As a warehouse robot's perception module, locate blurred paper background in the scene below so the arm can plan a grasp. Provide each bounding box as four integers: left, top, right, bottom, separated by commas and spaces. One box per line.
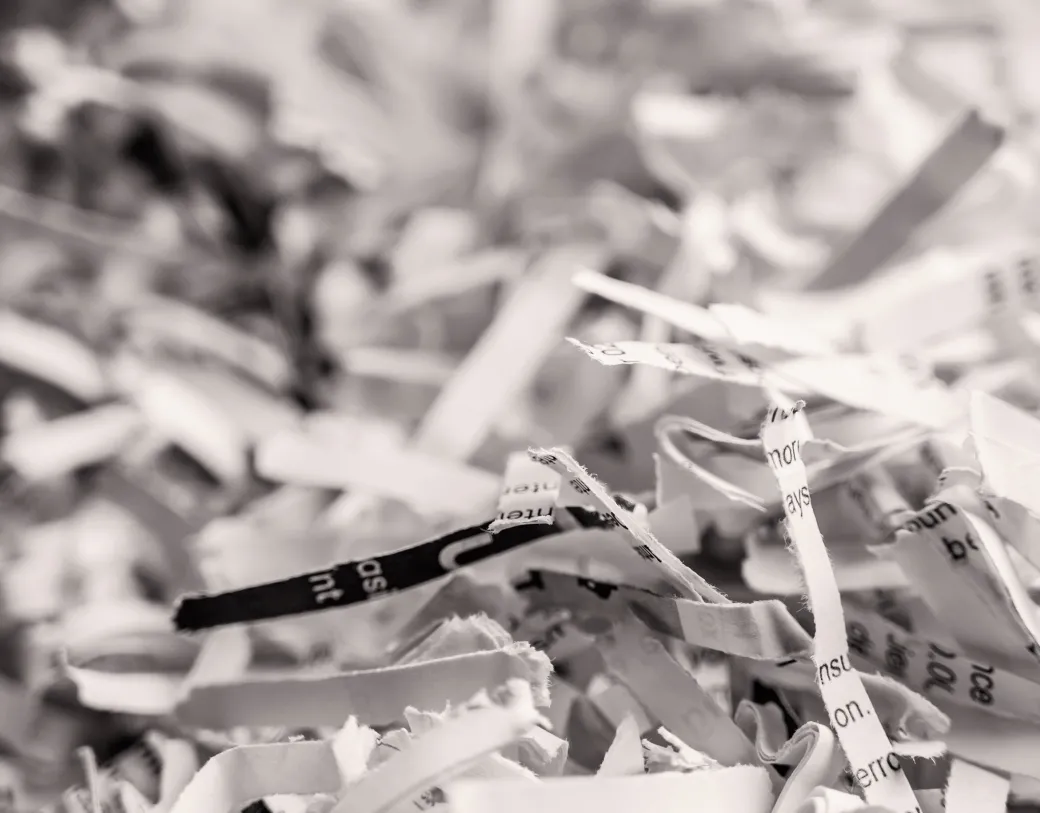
1, 0, 1040, 807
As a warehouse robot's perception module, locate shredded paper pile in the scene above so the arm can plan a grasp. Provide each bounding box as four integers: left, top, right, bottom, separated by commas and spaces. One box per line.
6, 0, 1040, 811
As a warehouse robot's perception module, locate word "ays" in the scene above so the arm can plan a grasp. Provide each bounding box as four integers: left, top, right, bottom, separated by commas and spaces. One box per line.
784, 485, 812, 519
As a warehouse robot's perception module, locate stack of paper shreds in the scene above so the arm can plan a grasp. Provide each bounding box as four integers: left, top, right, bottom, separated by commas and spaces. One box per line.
6, 1, 1040, 812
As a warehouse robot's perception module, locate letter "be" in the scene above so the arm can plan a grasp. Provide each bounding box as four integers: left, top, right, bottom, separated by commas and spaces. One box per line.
941, 534, 978, 562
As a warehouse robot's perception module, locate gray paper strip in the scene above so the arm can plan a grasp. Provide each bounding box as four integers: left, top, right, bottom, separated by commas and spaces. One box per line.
809, 108, 1005, 291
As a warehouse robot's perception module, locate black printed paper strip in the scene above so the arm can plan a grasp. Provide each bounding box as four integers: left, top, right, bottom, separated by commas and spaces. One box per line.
173, 517, 565, 632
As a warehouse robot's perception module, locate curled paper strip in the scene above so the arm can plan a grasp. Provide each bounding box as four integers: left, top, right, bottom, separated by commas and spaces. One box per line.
489, 451, 560, 532
599, 612, 765, 777
518, 569, 812, 660
125, 296, 292, 392
527, 446, 723, 601
167, 741, 342, 813
0, 311, 109, 402
1, 402, 143, 482
330, 680, 543, 813
889, 500, 1040, 678
844, 597, 1040, 723
735, 703, 845, 813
